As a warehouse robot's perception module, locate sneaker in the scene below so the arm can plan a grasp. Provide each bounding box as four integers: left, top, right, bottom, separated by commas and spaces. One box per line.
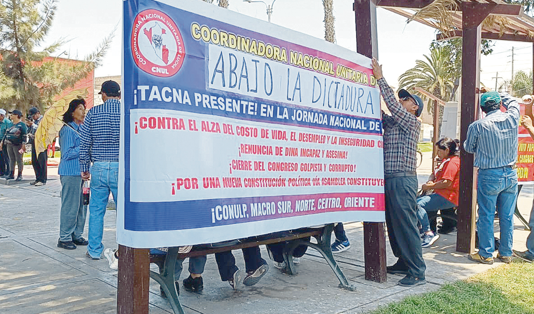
273, 261, 286, 270
228, 269, 242, 290
15, 175, 22, 181
398, 275, 426, 287
183, 275, 203, 293
497, 253, 512, 264
30, 180, 38, 185
468, 252, 494, 265
292, 257, 300, 264
104, 248, 118, 269
331, 240, 351, 253
243, 264, 269, 286
513, 250, 534, 263
86, 251, 101, 260
34, 181, 45, 186
386, 263, 409, 275
421, 233, 439, 248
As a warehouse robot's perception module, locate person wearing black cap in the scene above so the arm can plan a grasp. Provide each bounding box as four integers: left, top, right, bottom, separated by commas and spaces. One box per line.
80, 80, 121, 260
371, 58, 426, 287
3, 110, 28, 180
27, 107, 47, 186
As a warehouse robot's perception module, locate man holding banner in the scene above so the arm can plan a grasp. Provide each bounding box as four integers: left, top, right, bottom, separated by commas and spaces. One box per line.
371, 59, 426, 287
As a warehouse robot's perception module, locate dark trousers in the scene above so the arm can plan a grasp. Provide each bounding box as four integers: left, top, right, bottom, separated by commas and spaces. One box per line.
31, 142, 47, 183
267, 239, 309, 263
334, 223, 348, 242
215, 247, 266, 281
0, 145, 8, 175
385, 174, 426, 278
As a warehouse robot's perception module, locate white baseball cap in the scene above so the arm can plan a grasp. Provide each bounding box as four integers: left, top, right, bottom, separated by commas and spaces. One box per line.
0, 109, 6, 116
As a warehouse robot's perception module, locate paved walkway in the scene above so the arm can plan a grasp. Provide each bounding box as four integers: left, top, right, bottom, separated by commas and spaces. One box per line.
0, 153, 532, 313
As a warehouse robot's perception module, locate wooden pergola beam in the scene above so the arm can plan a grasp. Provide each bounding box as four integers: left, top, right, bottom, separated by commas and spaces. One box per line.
438, 30, 534, 42
377, 0, 522, 15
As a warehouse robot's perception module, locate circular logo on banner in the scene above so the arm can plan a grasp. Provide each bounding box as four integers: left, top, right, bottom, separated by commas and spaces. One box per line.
131, 9, 185, 77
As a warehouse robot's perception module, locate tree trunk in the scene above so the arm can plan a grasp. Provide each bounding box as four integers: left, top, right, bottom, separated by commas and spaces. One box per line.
323, 0, 335, 43
219, 0, 229, 8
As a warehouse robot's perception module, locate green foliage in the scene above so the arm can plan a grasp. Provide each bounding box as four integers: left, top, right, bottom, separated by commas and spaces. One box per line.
511, 70, 533, 97
398, 47, 456, 106
0, 0, 112, 112
430, 38, 494, 80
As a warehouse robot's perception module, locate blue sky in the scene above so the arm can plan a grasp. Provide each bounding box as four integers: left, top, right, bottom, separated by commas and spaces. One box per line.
44, 0, 532, 90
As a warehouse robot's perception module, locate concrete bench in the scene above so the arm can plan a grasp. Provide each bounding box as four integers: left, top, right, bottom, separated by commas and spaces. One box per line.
149, 223, 356, 314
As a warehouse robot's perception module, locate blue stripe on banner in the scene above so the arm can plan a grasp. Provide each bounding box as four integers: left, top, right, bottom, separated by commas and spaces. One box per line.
124, 192, 384, 231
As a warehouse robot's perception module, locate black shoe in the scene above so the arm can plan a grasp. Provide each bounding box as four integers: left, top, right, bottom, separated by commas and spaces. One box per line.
73, 237, 88, 246
160, 282, 180, 298
183, 275, 203, 293
6, 174, 14, 180
398, 275, 426, 287
387, 263, 409, 275
438, 226, 457, 234
57, 240, 77, 250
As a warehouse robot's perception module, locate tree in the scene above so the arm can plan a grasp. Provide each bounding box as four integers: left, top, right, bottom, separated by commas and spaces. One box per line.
398, 47, 456, 104
0, 0, 112, 112
322, 0, 335, 43
510, 70, 533, 97
430, 38, 494, 81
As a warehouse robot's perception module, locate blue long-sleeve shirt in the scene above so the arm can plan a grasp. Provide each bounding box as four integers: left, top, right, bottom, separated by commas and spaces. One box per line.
0, 118, 13, 140
58, 122, 81, 176
79, 99, 121, 172
464, 93, 520, 170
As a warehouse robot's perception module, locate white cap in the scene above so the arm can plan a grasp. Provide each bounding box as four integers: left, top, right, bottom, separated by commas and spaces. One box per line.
0, 109, 6, 116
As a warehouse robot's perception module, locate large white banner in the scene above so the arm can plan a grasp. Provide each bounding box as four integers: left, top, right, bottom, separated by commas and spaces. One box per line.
118, 0, 385, 247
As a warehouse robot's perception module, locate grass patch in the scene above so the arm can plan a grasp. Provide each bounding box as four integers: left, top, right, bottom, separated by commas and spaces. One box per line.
371, 262, 534, 314
417, 142, 433, 152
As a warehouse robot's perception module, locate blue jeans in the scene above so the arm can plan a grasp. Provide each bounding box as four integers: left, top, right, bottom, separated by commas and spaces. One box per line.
477, 167, 517, 258
150, 249, 207, 279
87, 162, 118, 258
527, 202, 534, 258
417, 194, 456, 233
59, 176, 87, 242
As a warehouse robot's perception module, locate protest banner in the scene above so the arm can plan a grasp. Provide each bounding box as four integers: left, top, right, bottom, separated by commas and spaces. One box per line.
517, 103, 534, 183
118, 0, 385, 247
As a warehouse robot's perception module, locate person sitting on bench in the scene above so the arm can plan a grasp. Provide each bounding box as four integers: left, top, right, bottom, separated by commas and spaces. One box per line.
267, 238, 309, 270
105, 247, 207, 295
215, 246, 268, 290
417, 137, 461, 248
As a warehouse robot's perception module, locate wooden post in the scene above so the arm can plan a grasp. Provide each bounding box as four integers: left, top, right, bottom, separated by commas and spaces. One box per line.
432, 99, 439, 169
456, 3, 495, 253
117, 245, 150, 314
354, 0, 387, 283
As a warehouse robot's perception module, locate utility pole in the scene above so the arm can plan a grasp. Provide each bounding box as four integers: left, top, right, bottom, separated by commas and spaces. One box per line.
511, 46, 515, 89
492, 72, 503, 91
